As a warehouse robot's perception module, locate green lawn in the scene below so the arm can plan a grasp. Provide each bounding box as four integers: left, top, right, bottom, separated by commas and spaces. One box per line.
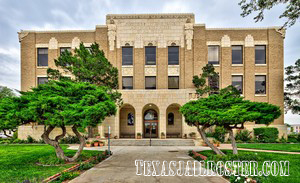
237, 143, 300, 152
0, 144, 101, 183
199, 150, 299, 183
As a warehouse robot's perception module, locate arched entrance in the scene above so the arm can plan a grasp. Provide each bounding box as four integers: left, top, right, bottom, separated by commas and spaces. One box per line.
144, 109, 159, 138
166, 103, 182, 138
119, 104, 135, 138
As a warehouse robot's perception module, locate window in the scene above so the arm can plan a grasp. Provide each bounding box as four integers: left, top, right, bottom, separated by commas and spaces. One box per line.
208, 46, 219, 65
255, 75, 266, 94
122, 76, 133, 89
255, 45, 266, 64
168, 46, 179, 65
168, 76, 179, 89
37, 48, 48, 66
145, 76, 156, 89
208, 75, 219, 94
232, 75, 243, 94
168, 113, 174, 125
232, 46, 243, 64
37, 77, 48, 85
145, 46, 156, 65
60, 47, 71, 55
128, 113, 134, 126
122, 47, 133, 65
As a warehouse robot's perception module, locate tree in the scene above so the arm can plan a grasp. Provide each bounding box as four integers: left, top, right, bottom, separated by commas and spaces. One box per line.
239, 0, 300, 28
0, 81, 117, 161
285, 59, 300, 114
48, 42, 121, 137
180, 86, 281, 155
0, 86, 16, 99
192, 64, 219, 96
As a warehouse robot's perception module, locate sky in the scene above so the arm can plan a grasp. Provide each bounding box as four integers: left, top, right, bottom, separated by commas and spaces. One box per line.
0, 0, 299, 124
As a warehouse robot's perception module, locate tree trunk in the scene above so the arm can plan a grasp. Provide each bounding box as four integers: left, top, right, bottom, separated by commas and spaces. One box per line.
41, 125, 86, 162
197, 125, 225, 156
228, 128, 238, 154
3, 130, 12, 138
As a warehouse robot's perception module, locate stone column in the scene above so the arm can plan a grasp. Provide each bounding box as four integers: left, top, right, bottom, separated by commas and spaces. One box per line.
135, 106, 143, 138
114, 110, 120, 138
159, 106, 167, 138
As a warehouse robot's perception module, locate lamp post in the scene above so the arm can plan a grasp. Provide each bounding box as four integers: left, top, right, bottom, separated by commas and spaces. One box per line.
108, 126, 111, 155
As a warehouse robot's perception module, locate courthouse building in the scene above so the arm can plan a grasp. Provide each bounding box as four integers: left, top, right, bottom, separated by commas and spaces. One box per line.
18, 13, 286, 140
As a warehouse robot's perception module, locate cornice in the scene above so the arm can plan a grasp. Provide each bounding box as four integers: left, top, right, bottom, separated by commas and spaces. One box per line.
106, 13, 195, 21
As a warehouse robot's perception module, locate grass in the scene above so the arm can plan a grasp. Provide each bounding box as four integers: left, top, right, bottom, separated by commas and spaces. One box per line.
0, 144, 101, 183
199, 150, 299, 183
237, 143, 300, 152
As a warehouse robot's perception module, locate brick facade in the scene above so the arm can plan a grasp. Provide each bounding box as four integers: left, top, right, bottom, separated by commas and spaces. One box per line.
18, 13, 286, 140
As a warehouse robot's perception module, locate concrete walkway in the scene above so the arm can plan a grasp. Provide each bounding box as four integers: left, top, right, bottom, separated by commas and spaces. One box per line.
68, 146, 228, 183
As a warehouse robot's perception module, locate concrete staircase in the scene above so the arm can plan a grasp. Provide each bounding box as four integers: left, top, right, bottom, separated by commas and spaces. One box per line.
110, 139, 195, 146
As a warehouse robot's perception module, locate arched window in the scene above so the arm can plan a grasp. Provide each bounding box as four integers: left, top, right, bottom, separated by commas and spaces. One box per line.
168, 113, 174, 125
144, 109, 158, 120
128, 113, 134, 126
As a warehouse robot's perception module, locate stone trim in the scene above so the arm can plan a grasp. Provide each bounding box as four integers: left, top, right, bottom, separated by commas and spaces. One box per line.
36, 44, 48, 48
122, 66, 134, 76
245, 35, 254, 47
58, 43, 72, 47
106, 13, 195, 21
18, 31, 29, 42
71, 37, 80, 49
231, 73, 244, 75
206, 41, 220, 45
254, 41, 268, 45
221, 35, 230, 47
145, 66, 157, 76
49, 37, 58, 50
206, 26, 281, 30
168, 65, 180, 76
231, 41, 244, 45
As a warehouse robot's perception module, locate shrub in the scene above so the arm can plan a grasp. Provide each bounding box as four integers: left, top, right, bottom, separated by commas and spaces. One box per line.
254, 127, 279, 143
212, 126, 227, 143
26, 135, 36, 143
13, 139, 21, 144
288, 134, 298, 143
78, 163, 94, 170
57, 172, 80, 182
12, 130, 18, 139
235, 129, 252, 142
59, 135, 80, 144
189, 132, 196, 137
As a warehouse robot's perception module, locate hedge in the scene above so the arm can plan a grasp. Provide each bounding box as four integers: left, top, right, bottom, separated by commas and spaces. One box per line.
253, 127, 279, 143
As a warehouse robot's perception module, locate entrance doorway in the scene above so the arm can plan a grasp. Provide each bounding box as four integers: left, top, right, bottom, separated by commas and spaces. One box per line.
144, 109, 158, 138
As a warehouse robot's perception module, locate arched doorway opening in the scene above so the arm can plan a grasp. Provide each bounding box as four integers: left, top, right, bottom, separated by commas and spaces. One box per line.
143, 104, 159, 138
119, 104, 135, 138
166, 103, 182, 138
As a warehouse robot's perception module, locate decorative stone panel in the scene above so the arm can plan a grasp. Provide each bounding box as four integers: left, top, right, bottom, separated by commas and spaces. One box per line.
245, 35, 254, 47
108, 14, 195, 49
145, 66, 156, 76
221, 35, 230, 47
168, 65, 180, 76
122, 66, 133, 76
71, 37, 80, 49
49, 37, 58, 49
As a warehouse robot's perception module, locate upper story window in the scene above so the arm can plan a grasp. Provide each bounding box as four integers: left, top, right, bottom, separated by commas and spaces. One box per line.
145, 76, 156, 89
208, 46, 219, 65
255, 45, 266, 64
128, 113, 134, 126
145, 46, 156, 65
232, 46, 243, 64
168, 113, 174, 125
255, 75, 266, 94
168, 76, 179, 89
37, 48, 48, 66
37, 77, 48, 85
60, 47, 71, 55
232, 75, 243, 94
122, 47, 133, 65
208, 75, 219, 94
122, 76, 133, 90
168, 46, 179, 65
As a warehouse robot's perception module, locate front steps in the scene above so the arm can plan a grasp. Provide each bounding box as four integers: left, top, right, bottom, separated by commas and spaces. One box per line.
110, 139, 195, 146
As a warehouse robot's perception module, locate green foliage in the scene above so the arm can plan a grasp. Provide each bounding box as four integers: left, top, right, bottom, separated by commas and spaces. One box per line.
239, 0, 300, 28
59, 135, 85, 144
192, 64, 219, 96
212, 126, 227, 143
0, 81, 117, 129
285, 59, 300, 114
38, 156, 66, 165
288, 133, 300, 143
56, 171, 80, 182
235, 129, 252, 142
78, 163, 94, 171
253, 127, 279, 143
47, 42, 121, 105
27, 135, 36, 143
